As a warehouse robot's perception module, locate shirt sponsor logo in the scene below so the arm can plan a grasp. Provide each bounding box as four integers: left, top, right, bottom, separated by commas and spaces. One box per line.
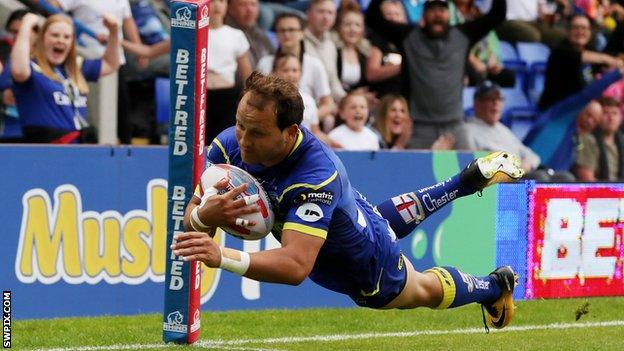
172, 6, 195, 29
294, 190, 334, 206
295, 203, 323, 222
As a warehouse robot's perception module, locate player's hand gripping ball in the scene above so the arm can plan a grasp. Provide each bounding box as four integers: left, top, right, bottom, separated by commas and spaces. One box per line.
199, 164, 274, 240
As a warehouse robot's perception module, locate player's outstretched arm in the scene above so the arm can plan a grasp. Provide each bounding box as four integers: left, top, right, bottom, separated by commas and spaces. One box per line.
172, 229, 324, 286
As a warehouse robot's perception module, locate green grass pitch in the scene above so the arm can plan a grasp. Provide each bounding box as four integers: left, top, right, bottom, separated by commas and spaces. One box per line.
14, 297, 624, 350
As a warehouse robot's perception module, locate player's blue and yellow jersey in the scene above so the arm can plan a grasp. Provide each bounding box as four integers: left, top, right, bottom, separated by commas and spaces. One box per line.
203, 126, 405, 305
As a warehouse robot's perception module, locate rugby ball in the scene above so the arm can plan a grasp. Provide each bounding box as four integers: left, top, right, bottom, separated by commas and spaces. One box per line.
199, 164, 274, 240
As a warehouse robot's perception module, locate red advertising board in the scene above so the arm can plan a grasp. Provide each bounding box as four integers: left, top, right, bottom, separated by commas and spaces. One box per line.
527, 185, 624, 299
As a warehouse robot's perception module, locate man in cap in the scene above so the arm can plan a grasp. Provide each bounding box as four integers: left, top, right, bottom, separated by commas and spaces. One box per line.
467, 81, 541, 173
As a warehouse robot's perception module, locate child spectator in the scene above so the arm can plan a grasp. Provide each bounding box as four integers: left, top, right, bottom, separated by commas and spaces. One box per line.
272, 53, 341, 148
328, 92, 379, 150
10, 13, 120, 143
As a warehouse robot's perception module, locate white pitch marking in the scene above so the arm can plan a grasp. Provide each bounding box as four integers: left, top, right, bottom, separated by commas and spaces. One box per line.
29, 320, 624, 351
32, 345, 279, 351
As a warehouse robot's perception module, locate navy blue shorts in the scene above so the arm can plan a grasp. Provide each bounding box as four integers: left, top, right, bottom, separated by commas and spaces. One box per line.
349, 251, 408, 308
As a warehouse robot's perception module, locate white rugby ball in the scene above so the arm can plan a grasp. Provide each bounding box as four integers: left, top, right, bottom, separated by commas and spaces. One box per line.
199, 164, 274, 240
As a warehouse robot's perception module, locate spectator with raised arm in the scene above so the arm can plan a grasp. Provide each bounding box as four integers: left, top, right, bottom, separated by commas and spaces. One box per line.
366, 0, 506, 149
1, 10, 35, 128
11, 13, 120, 143
45, 0, 143, 144
539, 14, 623, 111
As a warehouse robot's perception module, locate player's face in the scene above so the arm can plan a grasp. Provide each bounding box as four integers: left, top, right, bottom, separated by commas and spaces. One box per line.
387, 99, 408, 135
275, 17, 303, 49
235, 92, 298, 166
307, 0, 336, 34
43, 21, 74, 66
274, 57, 302, 86
339, 12, 364, 46
341, 95, 369, 132
599, 105, 622, 134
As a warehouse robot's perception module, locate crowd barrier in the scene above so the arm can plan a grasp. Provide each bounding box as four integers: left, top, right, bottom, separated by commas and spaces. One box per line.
1, 146, 622, 319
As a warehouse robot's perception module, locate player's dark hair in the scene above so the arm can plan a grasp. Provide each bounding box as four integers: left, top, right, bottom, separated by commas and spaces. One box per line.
243, 71, 304, 130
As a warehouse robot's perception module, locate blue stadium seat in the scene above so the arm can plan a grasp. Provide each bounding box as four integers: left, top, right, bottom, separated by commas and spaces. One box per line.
155, 77, 170, 126
527, 62, 547, 105
508, 116, 534, 141
499, 41, 519, 64
516, 42, 550, 68
501, 88, 534, 115
463, 86, 476, 117
499, 41, 527, 91
500, 88, 536, 139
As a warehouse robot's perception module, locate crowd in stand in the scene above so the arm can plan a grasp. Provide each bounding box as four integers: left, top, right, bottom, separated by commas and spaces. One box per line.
4, 0, 624, 182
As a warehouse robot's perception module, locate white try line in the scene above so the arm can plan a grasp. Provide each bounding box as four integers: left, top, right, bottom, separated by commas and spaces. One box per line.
30, 320, 624, 351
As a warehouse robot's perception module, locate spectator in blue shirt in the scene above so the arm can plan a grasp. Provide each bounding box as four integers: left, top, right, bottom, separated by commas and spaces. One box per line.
10, 13, 120, 143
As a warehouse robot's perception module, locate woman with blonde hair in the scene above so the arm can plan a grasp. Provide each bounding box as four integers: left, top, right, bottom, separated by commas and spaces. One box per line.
374, 94, 455, 150
373, 94, 412, 149
11, 13, 120, 143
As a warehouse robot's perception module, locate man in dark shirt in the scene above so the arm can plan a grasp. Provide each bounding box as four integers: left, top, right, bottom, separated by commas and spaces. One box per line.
539, 14, 622, 111
366, 0, 506, 149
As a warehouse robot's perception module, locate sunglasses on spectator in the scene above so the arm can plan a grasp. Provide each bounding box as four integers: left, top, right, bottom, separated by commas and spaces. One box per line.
570, 25, 590, 31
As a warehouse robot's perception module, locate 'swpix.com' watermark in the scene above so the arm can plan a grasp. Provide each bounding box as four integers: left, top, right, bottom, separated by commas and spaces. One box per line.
3, 291, 10, 348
